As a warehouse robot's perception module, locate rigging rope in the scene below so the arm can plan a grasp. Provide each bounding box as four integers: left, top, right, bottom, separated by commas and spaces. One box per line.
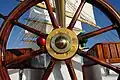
19, 69, 24, 80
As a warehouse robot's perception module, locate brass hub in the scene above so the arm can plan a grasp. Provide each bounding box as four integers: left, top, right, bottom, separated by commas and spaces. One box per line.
46, 28, 78, 60
50, 32, 71, 54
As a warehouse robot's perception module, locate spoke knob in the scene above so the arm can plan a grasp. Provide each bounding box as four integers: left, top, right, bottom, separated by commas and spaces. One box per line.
37, 37, 46, 46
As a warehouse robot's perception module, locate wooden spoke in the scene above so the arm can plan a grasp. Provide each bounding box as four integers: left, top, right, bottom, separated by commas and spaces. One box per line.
78, 24, 116, 40
67, 0, 86, 30
0, 67, 11, 80
12, 20, 48, 38
42, 58, 56, 80
77, 49, 120, 74
6, 48, 47, 66
44, 0, 59, 29
65, 59, 77, 80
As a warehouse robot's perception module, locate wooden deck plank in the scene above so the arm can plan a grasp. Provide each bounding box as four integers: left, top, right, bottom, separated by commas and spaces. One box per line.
102, 44, 111, 59
109, 44, 118, 58
88, 42, 120, 64
96, 44, 104, 59
116, 43, 120, 58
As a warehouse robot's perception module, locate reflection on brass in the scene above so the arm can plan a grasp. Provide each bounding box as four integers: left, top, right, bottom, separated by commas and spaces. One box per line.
55, 36, 68, 49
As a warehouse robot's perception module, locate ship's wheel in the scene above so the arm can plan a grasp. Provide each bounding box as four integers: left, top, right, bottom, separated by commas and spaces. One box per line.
0, 0, 120, 80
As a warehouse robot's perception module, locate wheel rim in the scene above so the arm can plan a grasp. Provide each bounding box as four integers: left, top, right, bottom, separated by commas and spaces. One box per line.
0, 0, 120, 80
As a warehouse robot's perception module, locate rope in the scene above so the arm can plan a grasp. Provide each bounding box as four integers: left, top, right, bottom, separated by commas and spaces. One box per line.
19, 69, 24, 80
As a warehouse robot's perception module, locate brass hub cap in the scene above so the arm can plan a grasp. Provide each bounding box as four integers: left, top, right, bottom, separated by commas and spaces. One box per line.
46, 28, 78, 60
55, 36, 68, 49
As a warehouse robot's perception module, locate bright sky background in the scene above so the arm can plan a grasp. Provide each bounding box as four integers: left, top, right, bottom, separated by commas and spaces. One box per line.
0, 0, 120, 49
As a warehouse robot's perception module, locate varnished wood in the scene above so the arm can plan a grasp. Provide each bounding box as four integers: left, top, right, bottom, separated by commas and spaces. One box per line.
102, 44, 111, 59
82, 65, 86, 80
0, 48, 46, 69
0, 0, 120, 79
109, 58, 120, 63
65, 59, 77, 80
89, 0, 120, 27
0, 0, 42, 49
44, 0, 59, 29
77, 49, 120, 74
7, 49, 45, 67
109, 44, 118, 58
42, 58, 56, 80
68, 0, 86, 30
87, 42, 120, 63
116, 43, 120, 57
0, 48, 32, 67
0, 67, 11, 80
78, 25, 116, 40
13, 20, 48, 38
